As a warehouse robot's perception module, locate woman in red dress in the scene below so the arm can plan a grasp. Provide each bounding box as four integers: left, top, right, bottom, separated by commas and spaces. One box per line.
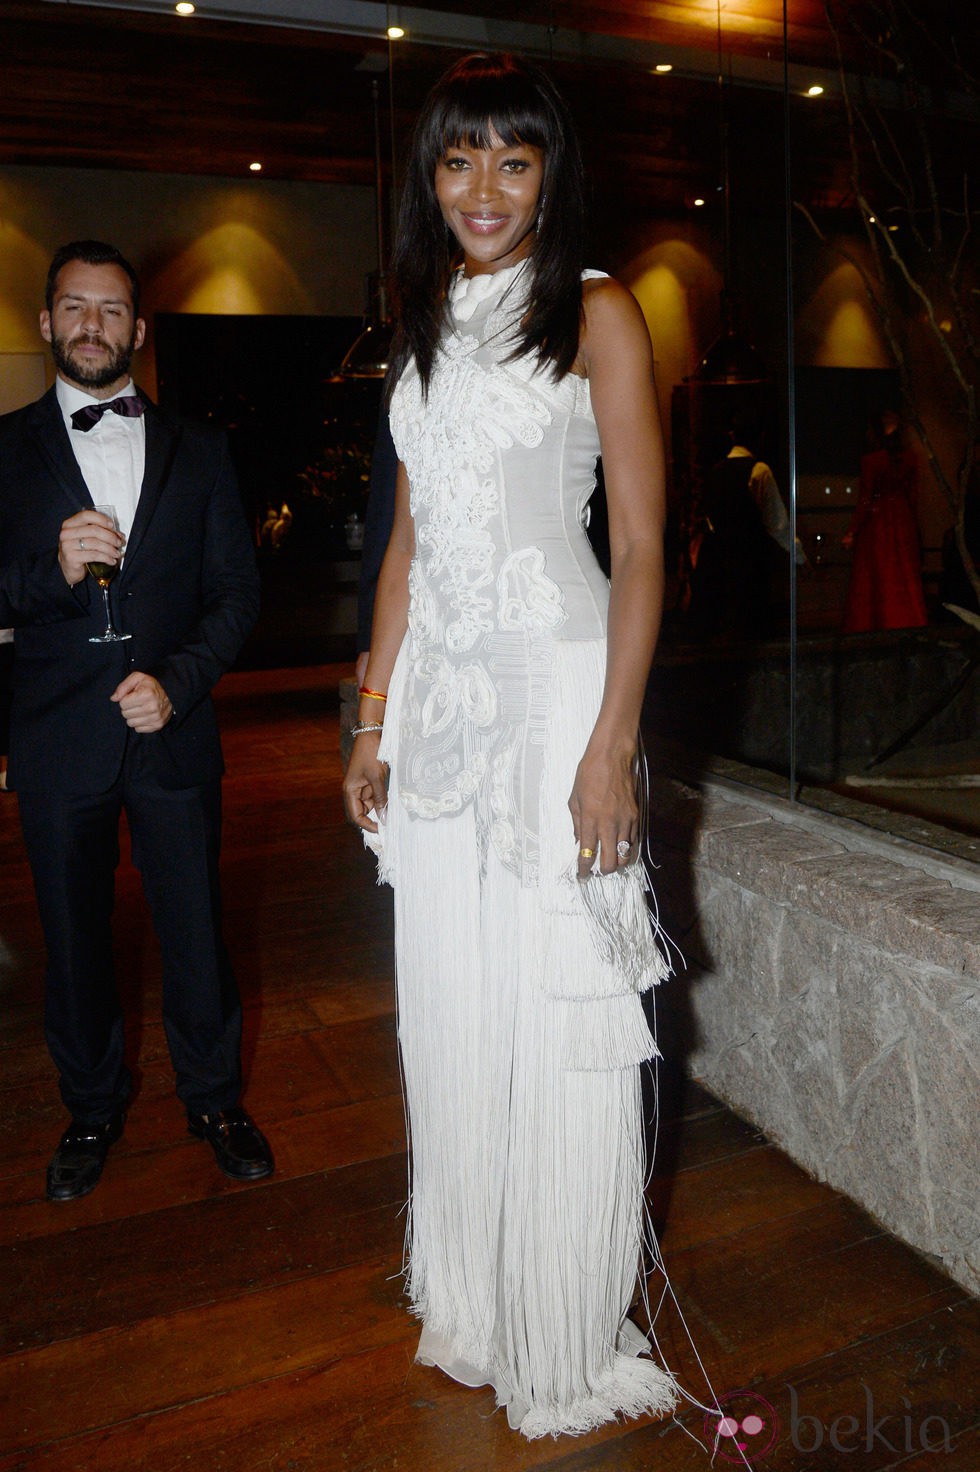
842, 410, 928, 633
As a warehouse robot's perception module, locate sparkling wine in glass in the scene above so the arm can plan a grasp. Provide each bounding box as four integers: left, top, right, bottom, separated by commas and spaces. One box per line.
87, 505, 131, 643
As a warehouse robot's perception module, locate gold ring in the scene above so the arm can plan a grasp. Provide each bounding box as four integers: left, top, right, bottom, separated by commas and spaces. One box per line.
579, 846, 595, 859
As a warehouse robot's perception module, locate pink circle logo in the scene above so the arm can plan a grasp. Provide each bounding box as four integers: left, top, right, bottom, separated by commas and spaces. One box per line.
705, 1390, 780, 1463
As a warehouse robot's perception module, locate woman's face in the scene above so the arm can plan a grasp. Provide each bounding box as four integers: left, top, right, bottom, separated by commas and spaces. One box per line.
434, 128, 545, 275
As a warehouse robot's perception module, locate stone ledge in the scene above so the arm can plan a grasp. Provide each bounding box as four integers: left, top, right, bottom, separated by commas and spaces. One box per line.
650, 770, 980, 1297
651, 775, 980, 972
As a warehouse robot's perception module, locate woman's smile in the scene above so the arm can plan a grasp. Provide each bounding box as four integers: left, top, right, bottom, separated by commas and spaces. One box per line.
435, 131, 544, 274
460, 212, 509, 232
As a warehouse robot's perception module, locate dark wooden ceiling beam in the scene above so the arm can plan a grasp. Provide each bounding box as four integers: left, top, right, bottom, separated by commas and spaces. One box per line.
2, 1, 973, 213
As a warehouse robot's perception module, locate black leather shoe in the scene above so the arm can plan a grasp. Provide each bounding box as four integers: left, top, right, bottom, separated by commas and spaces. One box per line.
187, 1108, 274, 1180
46, 1108, 125, 1202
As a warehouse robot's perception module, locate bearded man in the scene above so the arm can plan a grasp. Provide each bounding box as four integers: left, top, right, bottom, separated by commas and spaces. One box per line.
0, 241, 273, 1199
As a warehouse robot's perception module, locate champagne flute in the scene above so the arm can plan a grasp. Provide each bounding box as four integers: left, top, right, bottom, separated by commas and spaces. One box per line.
86, 505, 131, 643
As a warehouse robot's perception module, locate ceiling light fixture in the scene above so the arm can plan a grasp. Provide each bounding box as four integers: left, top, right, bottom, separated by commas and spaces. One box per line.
806, 84, 824, 97
692, 0, 768, 384
249, 161, 262, 172
340, 76, 394, 378
654, 63, 673, 74
175, 2, 196, 14
387, 24, 405, 39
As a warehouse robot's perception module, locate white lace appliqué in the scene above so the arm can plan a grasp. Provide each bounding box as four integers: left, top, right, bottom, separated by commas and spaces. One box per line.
498, 548, 566, 633
389, 262, 598, 885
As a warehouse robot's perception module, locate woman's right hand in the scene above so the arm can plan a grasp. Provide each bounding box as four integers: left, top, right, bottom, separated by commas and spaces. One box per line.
343, 733, 389, 833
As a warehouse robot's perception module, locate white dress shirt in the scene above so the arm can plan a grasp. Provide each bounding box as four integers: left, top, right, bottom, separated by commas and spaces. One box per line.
728, 445, 806, 565
56, 377, 145, 546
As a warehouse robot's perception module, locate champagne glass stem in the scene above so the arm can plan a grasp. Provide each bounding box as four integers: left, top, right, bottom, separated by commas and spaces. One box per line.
100, 585, 116, 638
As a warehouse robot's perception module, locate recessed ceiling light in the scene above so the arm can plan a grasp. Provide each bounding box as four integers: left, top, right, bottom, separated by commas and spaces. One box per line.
654, 64, 673, 74
249, 161, 262, 172
387, 24, 405, 38
693, 197, 706, 207
806, 84, 824, 97
175, 2, 195, 14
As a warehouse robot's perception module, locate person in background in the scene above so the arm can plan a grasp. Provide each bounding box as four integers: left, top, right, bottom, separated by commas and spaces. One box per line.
842, 408, 927, 633
354, 406, 399, 688
688, 423, 804, 638
0, 240, 273, 1201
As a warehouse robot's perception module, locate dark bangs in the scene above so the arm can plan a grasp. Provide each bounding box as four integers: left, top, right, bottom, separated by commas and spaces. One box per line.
419, 59, 560, 166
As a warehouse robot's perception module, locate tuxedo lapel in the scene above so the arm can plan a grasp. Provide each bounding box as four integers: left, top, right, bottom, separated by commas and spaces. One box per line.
25, 389, 92, 513
120, 395, 181, 574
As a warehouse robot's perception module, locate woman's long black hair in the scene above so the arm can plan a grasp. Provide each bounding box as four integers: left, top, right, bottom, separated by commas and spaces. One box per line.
388, 52, 585, 400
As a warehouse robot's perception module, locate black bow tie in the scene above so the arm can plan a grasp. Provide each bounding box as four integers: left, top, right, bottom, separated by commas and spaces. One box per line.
70, 396, 145, 432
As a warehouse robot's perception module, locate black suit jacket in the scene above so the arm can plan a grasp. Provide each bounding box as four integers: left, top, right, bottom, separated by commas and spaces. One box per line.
356, 405, 399, 654
0, 386, 259, 795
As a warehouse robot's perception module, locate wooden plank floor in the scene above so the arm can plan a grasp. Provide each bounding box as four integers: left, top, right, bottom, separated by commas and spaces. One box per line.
1, 664, 977, 1471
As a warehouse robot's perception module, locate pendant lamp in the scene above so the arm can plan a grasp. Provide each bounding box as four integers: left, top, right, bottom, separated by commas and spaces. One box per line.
340, 77, 393, 379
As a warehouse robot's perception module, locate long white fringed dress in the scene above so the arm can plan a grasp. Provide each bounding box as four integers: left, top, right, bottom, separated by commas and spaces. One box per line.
373, 261, 679, 1439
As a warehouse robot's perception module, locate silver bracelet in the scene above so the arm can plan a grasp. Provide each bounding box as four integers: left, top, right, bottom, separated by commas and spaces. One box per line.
351, 721, 384, 737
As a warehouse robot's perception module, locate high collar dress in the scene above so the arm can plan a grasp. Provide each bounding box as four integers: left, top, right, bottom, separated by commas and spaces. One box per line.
372, 261, 679, 1438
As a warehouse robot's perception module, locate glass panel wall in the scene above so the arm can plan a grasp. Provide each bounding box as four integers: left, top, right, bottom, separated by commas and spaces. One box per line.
570, 21, 797, 801
786, 2, 980, 852
569, 1, 980, 858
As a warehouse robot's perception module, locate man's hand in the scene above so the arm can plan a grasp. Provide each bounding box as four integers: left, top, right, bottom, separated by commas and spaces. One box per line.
59, 509, 123, 587
111, 672, 173, 733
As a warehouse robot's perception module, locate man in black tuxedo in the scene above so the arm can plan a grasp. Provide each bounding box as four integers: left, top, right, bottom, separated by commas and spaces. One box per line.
0, 240, 273, 1199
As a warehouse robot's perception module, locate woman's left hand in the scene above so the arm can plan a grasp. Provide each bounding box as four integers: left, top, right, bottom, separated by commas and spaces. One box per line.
569, 742, 638, 879
343, 732, 389, 833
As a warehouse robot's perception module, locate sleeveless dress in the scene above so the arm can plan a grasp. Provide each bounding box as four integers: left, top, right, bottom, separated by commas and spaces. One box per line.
373, 261, 679, 1438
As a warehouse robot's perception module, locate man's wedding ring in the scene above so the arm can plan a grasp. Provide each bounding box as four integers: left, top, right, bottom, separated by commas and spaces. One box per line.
79, 538, 85, 549
616, 839, 631, 859
579, 847, 595, 860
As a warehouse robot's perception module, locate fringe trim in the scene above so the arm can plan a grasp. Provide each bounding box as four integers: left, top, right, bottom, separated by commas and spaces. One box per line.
528, 841, 670, 1006
569, 861, 671, 995
536, 639, 673, 997
414, 1321, 679, 1441
393, 804, 498, 1350
515, 1352, 679, 1440
556, 993, 659, 1071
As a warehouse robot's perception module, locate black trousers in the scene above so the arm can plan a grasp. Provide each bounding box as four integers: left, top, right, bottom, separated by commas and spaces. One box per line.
18, 739, 242, 1124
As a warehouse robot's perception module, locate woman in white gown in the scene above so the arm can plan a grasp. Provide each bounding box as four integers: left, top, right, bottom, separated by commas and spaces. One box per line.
344, 52, 678, 1439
